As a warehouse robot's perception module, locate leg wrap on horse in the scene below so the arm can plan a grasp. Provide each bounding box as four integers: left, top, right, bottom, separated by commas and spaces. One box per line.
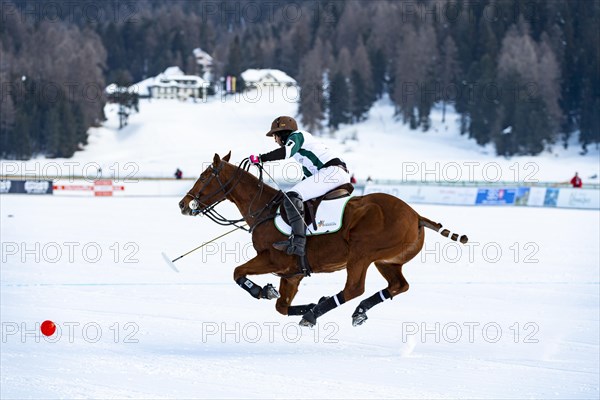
236, 277, 262, 299
355, 289, 391, 314
273, 192, 306, 256
352, 289, 391, 326
302, 292, 345, 325
287, 303, 317, 316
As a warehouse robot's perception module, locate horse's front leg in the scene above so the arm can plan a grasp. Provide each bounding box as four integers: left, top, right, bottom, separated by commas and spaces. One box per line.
233, 252, 280, 300
275, 275, 316, 316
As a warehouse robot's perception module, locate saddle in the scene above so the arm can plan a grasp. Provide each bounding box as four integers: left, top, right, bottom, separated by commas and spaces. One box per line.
279, 183, 354, 230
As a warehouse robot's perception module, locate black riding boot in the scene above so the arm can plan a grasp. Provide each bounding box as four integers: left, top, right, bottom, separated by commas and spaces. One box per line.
273, 191, 306, 256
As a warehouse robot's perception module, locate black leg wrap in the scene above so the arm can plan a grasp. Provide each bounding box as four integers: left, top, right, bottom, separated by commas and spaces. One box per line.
302, 292, 346, 324
236, 277, 262, 299
288, 303, 317, 316
352, 289, 391, 326
356, 289, 391, 313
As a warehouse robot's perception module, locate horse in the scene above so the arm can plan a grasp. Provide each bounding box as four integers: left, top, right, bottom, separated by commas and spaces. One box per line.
179, 152, 469, 327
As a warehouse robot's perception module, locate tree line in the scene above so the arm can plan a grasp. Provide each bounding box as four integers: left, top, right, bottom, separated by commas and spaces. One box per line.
1, 0, 598, 159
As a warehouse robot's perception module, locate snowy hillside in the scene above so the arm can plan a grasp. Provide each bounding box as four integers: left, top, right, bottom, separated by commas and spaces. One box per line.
2, 89, 599, 185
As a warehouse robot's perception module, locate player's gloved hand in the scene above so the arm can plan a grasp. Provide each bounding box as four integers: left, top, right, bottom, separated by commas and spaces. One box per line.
249, 155, 261, 164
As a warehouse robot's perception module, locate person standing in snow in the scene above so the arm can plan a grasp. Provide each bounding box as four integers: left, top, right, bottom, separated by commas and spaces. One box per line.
570, 172, 582, 188
249, 116, 350, 257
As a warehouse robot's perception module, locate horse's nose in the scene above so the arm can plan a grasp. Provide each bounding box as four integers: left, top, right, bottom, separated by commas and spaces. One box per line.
178, 200, 185, 210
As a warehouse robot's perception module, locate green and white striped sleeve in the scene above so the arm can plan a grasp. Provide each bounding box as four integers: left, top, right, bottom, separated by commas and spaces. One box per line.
284, 132, 304, 158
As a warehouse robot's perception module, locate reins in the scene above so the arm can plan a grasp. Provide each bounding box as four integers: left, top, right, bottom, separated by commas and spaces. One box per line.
186, 158, 279, 232
180, 157, 312, 278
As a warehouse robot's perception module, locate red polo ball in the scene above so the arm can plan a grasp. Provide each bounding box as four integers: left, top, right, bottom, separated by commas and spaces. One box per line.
40, 320, 56, 336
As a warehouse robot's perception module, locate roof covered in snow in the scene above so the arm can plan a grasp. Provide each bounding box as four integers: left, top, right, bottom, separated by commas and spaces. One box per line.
193, 48, 213, 65
128, 67, 207, 94
163, 66, 186, 77
127, 76, 155, 97
241, 69, 296, 84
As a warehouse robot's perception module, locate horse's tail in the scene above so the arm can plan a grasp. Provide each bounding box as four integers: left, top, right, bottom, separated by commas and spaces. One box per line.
418, 215, 469, 244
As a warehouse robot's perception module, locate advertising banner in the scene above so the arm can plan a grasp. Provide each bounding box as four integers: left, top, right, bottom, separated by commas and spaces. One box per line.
364, 184, 477, 205
556, 188, 600, 209
53, 180, 125, 196
527, 187, 547, 207
475, 188, 517, 205
543, 188, 560, 207
0, 180, 53, 194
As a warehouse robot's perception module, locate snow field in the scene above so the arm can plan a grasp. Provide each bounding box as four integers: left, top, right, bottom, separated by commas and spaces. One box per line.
1, 195, 598, 399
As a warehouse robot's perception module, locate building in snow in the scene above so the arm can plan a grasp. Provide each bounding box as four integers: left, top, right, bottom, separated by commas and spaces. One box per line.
128, 77, 154, 99
193, 48, 214, 82
129, 67, 207, 101
240, 69, 296, 89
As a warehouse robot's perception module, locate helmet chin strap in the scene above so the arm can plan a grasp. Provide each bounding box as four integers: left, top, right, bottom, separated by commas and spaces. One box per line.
275, 131, 291, 146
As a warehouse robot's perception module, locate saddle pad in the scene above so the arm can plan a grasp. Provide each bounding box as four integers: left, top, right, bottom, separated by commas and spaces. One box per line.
274, 196, 352, 236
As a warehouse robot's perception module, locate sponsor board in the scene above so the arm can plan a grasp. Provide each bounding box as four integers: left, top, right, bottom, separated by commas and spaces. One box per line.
364, 184, 598, 210
51, 179, 192, 197
363, 185, 477, 206
526, 187, 547, 207
53, 180, 124, 196
475, 188, 517, 205
556, 188, 600, 209
514, 187, 530, 206
544, 188, 559, 207
6, 177, 597, 210
0, 180, 53, 194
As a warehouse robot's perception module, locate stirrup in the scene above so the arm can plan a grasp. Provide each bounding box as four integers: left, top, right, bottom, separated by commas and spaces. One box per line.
273, 235, 305, 256
272, 238, 292, 252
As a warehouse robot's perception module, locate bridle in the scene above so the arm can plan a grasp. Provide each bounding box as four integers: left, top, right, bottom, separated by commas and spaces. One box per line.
185, 157, 308, 278
185, 158, 278, 232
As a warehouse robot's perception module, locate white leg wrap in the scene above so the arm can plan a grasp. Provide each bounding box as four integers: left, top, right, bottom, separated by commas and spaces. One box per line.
334, 294, 342, 307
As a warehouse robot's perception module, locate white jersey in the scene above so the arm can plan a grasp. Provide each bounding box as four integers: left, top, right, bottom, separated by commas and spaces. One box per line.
284, 130, 341, 177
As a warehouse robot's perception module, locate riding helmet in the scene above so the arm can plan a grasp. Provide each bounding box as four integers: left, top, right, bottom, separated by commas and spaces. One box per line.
266, 116, 298, 137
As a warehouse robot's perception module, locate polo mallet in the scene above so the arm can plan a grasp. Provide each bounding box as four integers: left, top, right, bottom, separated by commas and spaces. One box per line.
161, 224, 247, 272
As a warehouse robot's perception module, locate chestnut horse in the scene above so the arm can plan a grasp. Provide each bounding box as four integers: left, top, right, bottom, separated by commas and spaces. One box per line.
179, 152, 468, 327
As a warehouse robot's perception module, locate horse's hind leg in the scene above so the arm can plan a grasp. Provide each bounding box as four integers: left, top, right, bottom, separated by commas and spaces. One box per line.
351, 261, 409, 326
299, 259, 370, 327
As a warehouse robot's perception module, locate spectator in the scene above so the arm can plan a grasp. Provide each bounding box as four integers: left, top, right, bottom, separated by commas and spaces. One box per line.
175, 168, 183, 180
350, 174, 357, 184
570, 172, 582, 188
366, 176, 373, 183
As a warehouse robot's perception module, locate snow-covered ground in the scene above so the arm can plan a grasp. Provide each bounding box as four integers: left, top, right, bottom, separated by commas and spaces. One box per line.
1, 89, 598, 185
1, 195, 598, 399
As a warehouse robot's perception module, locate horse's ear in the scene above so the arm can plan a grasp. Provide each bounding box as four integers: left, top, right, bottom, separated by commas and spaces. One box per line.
213, 153, 220, 166
223, 151, 231, 162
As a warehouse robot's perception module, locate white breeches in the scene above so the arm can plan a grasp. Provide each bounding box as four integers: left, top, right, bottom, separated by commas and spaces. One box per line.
288, 166, 351, 200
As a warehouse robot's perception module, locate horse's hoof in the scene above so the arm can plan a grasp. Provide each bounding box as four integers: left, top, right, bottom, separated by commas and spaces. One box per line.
299, 318, 315, 328
352, 312, 368, 327
299, 310, 317, 327
261, 284, 280, 300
